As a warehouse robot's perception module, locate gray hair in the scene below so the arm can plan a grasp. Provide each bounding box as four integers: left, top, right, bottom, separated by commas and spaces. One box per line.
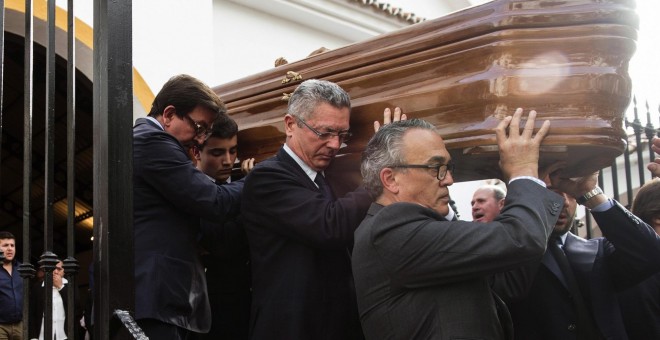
361, 119, 438, 198
288, 79, 351, 120
478, 184, 506, 201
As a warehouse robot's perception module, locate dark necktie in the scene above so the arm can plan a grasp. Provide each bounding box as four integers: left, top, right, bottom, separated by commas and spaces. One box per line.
314, 172, 334, 200
548, 237, 602, 340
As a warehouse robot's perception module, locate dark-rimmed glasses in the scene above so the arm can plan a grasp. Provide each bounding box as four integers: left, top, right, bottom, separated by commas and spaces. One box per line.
390, 161, 455, 180
297, 117, 352, 143
183, 114, 210, 138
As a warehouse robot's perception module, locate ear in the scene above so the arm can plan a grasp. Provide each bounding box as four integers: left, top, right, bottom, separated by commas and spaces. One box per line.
498, 198, 505, 209
652, 216, 660, 233
162, 105, 177, 126
192, 145, 202, 161
379, 168, 399, 195
284, 114, 297, 137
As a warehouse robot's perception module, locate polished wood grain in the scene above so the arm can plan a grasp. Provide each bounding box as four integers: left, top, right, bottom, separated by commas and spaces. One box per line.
214, 0, 638, 183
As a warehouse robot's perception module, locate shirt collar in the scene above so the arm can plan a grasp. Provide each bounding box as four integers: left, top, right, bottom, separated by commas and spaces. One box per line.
559, 232, 568, 245
283, 143, 321, 182
146, 116, 164, 130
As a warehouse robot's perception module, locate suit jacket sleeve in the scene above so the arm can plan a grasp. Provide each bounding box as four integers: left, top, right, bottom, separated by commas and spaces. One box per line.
241, 154, 372, 249
133, 121, 243, 221
369, 179, 562, 288
29, 284, 44, 339
593, 201, 660, 290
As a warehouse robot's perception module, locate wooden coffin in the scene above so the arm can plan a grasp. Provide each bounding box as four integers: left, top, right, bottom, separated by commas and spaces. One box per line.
214, 0, 638, 183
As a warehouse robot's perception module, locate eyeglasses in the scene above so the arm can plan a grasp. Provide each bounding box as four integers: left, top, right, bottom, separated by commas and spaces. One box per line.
183, 114, 210, 138
390, 161, 455, 180
297, 117, 352, 143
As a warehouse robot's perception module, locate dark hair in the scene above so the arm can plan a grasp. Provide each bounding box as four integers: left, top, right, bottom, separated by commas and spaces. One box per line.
288, 79, 351, 121
148, 74, 226, 120
199, 114, 239, 150
631, 178, 660, 226
0, 231, 15, 240
361, 119, 438, 198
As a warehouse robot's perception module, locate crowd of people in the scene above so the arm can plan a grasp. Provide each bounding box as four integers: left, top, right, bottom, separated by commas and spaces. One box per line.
2, 74, 660, 340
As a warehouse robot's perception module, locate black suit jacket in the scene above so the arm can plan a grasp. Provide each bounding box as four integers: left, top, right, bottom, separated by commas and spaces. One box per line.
132, 118, 243, 332
29, 282, 81, 339
241, 147, 372, 340
352, 179, 563, 340
200, 179, 251, 340
618, 272, 660, 340
498, 201, 660, 340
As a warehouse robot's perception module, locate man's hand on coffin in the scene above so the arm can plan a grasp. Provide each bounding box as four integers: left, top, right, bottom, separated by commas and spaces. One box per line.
649, 137, 660, 178
548, 171, 599, 200
241, 158, 255, 175
494, 108, 550, 181
374, 107, 407, 132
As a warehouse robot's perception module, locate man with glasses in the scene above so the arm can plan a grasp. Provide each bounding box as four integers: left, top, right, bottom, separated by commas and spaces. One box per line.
132, 74, 243, 339
353, 111, 564, 340
241, 79, 399, 339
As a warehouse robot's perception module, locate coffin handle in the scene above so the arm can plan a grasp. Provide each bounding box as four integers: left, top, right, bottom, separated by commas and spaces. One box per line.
281, 71, 303, 84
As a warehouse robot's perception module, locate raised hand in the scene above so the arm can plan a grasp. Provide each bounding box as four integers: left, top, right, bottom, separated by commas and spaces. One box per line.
374, 107, 407, 132
494, 108, 551, 181
649, 137, 660, 177
241, 158, 255, 175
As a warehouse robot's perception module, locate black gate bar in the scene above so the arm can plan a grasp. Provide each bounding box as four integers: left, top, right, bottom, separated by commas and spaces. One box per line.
92, 0, 135, 338
0, 0, 5, 187
63, 0, 81, 338
18, 0, 36, 337
39, 0, 61, 339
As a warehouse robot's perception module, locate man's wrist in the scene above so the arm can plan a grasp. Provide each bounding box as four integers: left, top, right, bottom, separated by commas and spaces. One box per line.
577, 186, 603, 205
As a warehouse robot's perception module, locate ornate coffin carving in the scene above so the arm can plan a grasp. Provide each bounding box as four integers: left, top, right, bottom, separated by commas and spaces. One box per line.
214, 0, 638, 183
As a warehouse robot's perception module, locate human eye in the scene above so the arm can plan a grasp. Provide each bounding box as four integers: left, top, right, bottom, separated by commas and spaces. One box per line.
210, 149, 226, 157
427, 164, 443, 176
318, 131, 336, 139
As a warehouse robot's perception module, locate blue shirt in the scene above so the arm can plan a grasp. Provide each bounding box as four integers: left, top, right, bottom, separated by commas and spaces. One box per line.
0, 260, 24, 323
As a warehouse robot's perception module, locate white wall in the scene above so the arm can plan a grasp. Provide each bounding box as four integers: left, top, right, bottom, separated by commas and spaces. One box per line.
55, 0, 216, 95
212, 0, 351, 85
132, 0, 216, 93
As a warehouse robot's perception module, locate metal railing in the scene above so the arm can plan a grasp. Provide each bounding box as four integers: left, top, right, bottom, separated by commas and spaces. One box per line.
582, 97, 659, 238
0, 0, 135, 339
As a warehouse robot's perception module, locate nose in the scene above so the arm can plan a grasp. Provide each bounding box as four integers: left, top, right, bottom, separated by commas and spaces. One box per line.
194, 135, 206, 146
440, 169, 455, 186
222, 151, 232, 165
326, 135, 342, 150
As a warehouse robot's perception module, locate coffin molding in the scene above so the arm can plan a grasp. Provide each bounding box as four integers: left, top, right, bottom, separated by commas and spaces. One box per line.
215, 0, 638, 183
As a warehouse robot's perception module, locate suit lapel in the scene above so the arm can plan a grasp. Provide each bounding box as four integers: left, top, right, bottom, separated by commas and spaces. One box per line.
542, 233, 599, 292
563, 233, 598, 280
542, 248, 570, 290
276, 147, 330, 195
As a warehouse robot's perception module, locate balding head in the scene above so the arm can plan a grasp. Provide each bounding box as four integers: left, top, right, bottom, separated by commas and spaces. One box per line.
471, 185, 506, 222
